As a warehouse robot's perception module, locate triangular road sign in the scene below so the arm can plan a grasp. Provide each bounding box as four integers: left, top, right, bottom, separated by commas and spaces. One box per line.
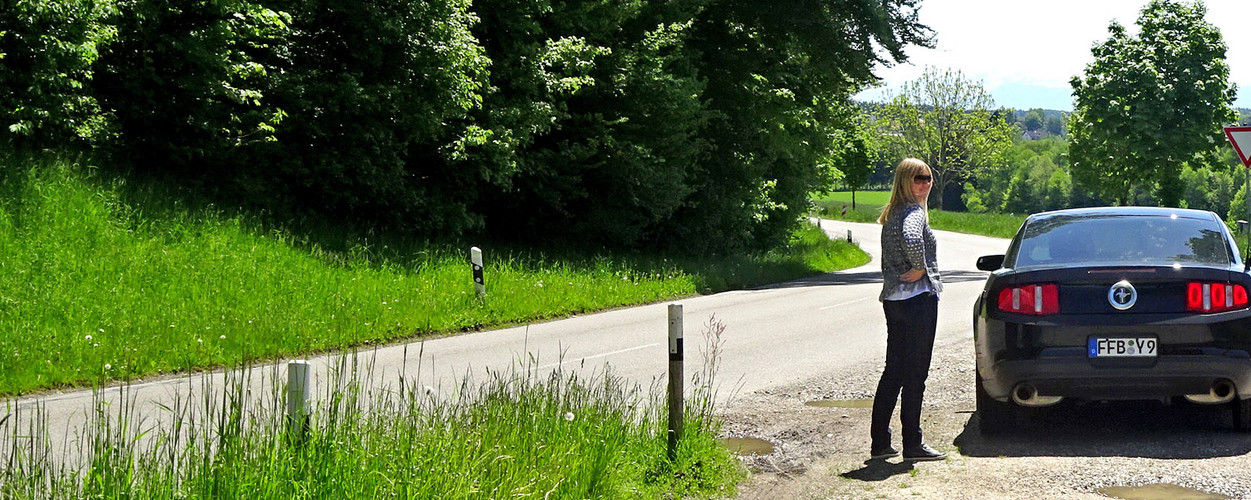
1225, 127, 1251, 168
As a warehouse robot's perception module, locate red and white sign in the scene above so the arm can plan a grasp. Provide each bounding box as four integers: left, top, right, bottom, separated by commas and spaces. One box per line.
1225, 127, 1251, 168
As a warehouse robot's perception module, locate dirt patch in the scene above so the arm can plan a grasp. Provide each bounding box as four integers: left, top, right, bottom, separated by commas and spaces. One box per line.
718, 337, 1251, 499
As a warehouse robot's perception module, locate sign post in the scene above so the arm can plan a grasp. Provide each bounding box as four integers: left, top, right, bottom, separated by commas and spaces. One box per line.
1224, 127, 1251, 237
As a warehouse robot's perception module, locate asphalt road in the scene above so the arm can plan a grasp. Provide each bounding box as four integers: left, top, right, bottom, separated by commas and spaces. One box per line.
3, 218, 1011, 460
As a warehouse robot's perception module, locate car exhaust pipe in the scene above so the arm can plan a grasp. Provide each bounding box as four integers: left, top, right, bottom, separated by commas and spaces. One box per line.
1184, 379, 1236, 405
1011, 383, 1063, 407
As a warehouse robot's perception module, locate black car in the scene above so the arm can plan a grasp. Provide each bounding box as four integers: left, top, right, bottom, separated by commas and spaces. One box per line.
973, 206, 1251, 433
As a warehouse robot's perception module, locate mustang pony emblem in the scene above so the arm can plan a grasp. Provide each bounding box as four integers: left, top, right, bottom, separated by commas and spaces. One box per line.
1108, 280, 1137, 311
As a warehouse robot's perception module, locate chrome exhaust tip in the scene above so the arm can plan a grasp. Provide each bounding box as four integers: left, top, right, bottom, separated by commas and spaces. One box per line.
1011, 383, 1063, 407
1184, 379, 1236, 405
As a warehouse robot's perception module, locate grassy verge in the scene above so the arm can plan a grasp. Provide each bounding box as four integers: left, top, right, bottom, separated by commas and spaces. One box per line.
0, 157, 866, 396
1, 343, 742, 498
814, 190, 1027, 239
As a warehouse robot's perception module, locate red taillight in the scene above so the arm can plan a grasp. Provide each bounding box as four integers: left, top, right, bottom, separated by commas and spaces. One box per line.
1186, 282, 1249, 313
997, 284, 1059, 315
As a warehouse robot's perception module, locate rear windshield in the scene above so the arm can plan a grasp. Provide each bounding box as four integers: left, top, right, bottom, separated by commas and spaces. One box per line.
1012, 214, 1233, 268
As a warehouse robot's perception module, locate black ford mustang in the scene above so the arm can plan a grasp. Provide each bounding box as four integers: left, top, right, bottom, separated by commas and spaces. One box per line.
973, 206, 1251, 433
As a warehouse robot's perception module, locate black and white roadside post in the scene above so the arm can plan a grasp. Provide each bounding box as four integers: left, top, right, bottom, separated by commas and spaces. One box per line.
287, 360, 311, 442
667, 303, 684, 461
470, 246, 486, 298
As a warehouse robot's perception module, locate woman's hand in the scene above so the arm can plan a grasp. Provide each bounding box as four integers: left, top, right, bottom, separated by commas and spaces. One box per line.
900, 268, 926, 283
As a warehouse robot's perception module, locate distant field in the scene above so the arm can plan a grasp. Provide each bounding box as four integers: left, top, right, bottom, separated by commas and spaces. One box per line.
813, 190, 889, 209
812, 191, 1027, 239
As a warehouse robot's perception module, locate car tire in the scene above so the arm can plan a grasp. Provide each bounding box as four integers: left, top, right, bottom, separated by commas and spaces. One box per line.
976, 372, 1015, 435
1231, 397, 1251, 432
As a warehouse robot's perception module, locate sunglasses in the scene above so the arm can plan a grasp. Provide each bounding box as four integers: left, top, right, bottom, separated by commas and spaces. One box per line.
913, 175, 933, 184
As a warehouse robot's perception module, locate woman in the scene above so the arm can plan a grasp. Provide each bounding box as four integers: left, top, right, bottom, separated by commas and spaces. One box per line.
870, 158, 946, 461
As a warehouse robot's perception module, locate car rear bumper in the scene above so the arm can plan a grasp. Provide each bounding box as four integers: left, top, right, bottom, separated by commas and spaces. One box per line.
980, 352, 1251, 403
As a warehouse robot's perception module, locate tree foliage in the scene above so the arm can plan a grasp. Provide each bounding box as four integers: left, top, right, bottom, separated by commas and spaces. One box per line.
92, 0, 290, 179
0, 0, 114, 148
872, 67, 1016, 209
1069, 0, 1237, 206
5, 0, 934, 254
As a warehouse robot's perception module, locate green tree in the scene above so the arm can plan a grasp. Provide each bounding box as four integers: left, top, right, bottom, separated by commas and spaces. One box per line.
1044, 113, 1064, 136
92, 0, 290, 179
873, 67, 1016, 209
1069, 0, 1237, 206
254, 0, 490, 234
673, 0, 933, 251
1022, 109, 1044, 132
470, 0, 707, 248
0, 0, 114, 149
822, 109, 878, 209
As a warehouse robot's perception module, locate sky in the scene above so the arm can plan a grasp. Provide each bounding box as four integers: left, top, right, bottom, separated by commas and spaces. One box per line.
852, 0, 1251, 111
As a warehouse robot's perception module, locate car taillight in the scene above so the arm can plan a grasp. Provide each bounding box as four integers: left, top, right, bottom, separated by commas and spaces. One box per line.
997, 284, 1059, 315
1186, 282, 1249, 313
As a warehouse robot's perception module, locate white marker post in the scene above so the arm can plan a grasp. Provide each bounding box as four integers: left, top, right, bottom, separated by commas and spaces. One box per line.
287, 360, 311, 441
667, 303, 684, 460
470, 246, 486, 298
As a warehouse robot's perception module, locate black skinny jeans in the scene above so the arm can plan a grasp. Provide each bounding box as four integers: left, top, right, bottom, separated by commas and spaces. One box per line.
871, 292, 939, 449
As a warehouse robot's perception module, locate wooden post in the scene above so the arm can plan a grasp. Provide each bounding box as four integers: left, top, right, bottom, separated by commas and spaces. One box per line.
667, 303, 684, 460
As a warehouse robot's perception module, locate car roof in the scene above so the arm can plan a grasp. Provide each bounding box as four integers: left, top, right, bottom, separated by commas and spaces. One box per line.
1025, 206, 1217, 223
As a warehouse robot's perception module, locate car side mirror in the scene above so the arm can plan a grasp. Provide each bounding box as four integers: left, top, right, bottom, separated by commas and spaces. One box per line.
976, 254, 1005, 271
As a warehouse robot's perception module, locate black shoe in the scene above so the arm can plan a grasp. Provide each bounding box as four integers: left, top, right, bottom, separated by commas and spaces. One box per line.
902, 443, 947, 461
869, 445, 899, 459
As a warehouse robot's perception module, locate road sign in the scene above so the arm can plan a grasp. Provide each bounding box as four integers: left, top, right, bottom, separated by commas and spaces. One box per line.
1225, 127, 1251, 168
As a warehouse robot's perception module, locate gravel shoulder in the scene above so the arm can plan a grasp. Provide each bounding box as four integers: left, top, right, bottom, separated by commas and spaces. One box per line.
718, 334, 1251, 499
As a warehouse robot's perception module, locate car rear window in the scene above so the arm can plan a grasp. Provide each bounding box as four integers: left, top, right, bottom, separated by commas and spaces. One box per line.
1013, 214, 1232, 268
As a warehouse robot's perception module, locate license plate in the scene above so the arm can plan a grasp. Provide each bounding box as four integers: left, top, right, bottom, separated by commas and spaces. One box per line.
1088, 337, 1158, 357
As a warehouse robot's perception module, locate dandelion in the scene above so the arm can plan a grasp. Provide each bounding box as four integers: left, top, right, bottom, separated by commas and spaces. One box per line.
104, 363, 112, 371
564, 412, 575, 422
85, 334, 92, 341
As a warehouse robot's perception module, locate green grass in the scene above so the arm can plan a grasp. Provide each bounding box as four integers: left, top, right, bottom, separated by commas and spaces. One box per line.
1, 346, 743, 498
0, 157, 866, 396
814, 190, 1026, 239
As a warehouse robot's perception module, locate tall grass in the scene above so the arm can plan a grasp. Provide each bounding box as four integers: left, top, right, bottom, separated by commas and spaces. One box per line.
0, 346, 743, 498
0, 156, 864, 395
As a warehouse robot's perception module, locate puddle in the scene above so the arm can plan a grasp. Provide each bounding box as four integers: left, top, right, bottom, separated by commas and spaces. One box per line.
804, 398, 874, 408
718, 437, 775, 456
1098, 483, 1230, 500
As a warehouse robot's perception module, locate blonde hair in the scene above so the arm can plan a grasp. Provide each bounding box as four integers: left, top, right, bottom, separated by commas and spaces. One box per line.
877, 158, 931, 224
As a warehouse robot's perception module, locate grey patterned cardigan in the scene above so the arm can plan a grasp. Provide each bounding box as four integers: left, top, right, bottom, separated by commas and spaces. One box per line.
879, 203, 943, 301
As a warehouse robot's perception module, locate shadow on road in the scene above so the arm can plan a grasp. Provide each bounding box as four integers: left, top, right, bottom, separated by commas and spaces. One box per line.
838, 458, 915, 482
758, 269, 988, 290
954, 400, 1251, 459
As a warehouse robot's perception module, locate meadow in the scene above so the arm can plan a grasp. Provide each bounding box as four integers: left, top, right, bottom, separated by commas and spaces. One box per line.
813, 190, 1028, 239
0, 155, 869, 498
0, 157, 867, 396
